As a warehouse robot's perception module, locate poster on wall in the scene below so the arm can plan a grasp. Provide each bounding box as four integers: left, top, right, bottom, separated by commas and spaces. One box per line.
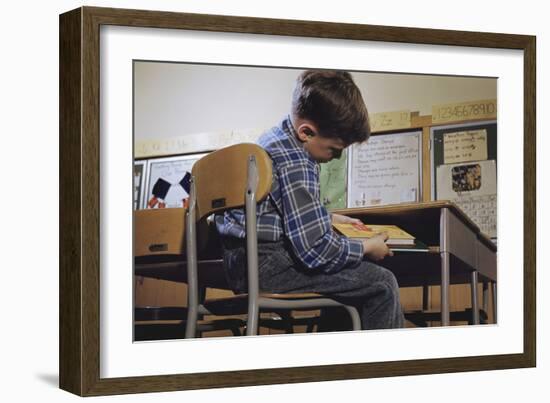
443, 129, 488, 164
436, 159, 497, 237
144, 154, 207, 208
133, 160, 147, 210
347, 131, 422, 207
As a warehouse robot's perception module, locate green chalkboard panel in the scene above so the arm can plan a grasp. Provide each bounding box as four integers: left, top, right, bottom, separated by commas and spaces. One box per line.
319, 149, 348, 210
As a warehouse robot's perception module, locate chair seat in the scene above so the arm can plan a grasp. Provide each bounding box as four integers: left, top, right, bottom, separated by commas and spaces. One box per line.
202, 292, 332, 316
261, 292, 325, 299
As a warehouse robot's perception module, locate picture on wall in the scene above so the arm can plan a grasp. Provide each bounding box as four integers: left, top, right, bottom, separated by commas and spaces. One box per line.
133, 160, 147, 210
133, 60, 498, 342
144, 154, 206, 209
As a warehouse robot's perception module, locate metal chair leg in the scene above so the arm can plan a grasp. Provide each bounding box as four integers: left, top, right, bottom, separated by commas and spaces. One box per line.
343, 305, 362, 330
492, 281, 497, 323
185, 180, 199, 338
422, 284, 429, 311
470, 271, 480, 325
246, 297, 260, 336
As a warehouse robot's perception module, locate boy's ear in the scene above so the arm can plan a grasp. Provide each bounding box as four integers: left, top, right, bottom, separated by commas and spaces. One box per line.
296, 123, 317, 142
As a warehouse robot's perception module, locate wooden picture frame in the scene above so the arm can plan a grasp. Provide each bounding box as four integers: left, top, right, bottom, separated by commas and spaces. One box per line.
59, 6, 536, 396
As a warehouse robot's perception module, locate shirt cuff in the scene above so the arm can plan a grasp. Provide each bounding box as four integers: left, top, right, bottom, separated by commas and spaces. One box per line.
348, 238, 364, 263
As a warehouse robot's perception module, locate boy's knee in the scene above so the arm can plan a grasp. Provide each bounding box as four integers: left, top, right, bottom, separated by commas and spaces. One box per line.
372, 268, 401, 304
370, 265, 400, 291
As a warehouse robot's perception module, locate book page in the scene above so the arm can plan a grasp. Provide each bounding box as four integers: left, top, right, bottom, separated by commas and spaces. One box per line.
334, 223, 414, 240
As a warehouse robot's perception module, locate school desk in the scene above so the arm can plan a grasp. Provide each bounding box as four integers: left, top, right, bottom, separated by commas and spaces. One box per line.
332, 200, 497, 326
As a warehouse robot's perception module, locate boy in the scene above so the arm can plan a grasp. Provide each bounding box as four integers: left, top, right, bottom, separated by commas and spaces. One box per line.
216, 70, 404, 330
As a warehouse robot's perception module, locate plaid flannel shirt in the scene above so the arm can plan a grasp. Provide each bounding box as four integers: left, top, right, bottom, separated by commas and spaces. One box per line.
216, 116, 364, 273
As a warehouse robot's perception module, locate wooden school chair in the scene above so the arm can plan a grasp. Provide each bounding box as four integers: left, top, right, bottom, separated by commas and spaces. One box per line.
184, 143, 362, 337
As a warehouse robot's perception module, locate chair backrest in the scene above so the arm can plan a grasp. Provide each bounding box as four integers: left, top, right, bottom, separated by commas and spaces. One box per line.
191, 143, 273, 220
184, 143, 273, 338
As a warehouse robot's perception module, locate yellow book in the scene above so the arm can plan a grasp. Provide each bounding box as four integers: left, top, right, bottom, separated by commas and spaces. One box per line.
333, 223, 415, 246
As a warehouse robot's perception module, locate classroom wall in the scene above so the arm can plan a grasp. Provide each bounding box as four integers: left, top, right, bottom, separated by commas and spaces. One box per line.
134, 62, 496, 142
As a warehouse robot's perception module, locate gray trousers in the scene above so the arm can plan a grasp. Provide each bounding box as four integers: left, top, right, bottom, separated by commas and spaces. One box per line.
222, 238, 405, 330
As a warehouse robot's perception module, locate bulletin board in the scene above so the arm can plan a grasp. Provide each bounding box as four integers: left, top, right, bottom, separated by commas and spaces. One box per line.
430, 120, 497, 238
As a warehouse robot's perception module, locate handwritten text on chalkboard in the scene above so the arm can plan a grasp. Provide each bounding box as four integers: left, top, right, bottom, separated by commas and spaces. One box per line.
348, 132, 421, 207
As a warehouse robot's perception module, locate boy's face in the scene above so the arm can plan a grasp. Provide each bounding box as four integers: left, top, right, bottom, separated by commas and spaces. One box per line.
304, 135, 347, 163
295, 121, 348, 163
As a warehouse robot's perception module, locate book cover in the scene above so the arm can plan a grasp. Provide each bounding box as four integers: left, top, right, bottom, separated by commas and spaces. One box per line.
333, 222, 415, 245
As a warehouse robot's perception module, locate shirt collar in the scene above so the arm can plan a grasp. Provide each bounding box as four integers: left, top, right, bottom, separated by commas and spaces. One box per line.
282, 115, 300, 146
281, 115, 318, 166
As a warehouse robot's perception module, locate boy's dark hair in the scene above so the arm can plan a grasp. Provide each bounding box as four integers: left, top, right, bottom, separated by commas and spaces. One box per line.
291, 70, 370, 145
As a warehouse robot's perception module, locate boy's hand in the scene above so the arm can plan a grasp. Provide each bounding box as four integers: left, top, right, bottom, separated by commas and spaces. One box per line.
362, 232, 394, 261
331, 213, 362, 225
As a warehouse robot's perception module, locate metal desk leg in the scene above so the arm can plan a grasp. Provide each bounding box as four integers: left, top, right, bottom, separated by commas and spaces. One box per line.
439, 208, 451, 327
422, 284, 429, 312
492, 281, 497, 323
440, 252, 450, 326
482, 281, 489, 322
470, 271, 480, 325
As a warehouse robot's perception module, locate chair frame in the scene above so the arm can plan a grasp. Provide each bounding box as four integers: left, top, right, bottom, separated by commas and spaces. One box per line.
185, 145, 361, 338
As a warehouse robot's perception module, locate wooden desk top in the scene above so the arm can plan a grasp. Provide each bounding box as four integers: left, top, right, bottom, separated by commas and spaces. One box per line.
333, 200, 475, 229
332, 200, 496, 251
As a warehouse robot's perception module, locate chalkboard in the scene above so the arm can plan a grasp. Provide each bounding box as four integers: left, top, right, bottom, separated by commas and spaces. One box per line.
431, 120, 497, 238
347, 131, 422, 207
